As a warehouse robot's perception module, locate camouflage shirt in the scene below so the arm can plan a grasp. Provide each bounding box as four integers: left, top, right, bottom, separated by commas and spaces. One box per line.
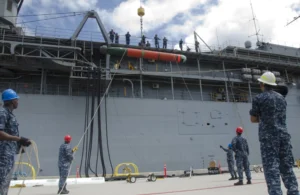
58, 143, 73, 168
231, 135, 249, 157
249, 90, 289, 142
0, 107, 19, 159
221, 147, 234, 161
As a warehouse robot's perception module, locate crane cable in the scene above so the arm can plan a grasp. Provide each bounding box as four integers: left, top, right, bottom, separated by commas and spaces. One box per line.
86, 69, 98, 176
79, 67, 111, 178
16, 13, 85, 25
79, 69, 106, 177
15, 51, 126, 195
97, 69, 107, 177
57, 50, 127, 195
80, 72, 91, 177
104, 89, 114, 176
85, 68, 97, 177
1, 11, 87, 18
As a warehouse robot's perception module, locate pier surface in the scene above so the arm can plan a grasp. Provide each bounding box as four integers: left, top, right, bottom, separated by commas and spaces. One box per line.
9, 169, 300, 195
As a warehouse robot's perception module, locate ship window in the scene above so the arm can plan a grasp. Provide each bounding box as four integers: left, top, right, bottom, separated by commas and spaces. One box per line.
7, 0, 13, 12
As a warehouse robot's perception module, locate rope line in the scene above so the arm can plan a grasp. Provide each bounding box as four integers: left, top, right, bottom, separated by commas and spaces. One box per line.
16, 13, 85, 25
16, 51, 125, 195
58, 50, 127, 195
10, 140, 40, 195
175, 61, 194, 100
1, 11, 87, 18
226, 71, 250, 141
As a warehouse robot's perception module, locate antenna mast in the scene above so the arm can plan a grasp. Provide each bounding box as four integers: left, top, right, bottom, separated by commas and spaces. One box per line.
137, 0, 145, 38
249, 0, 261, 42
286, 15, 300, 27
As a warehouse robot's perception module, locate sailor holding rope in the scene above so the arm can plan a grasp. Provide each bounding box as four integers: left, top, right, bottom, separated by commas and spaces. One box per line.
0, 89, 31, 195
250, 71, 299, 195
58, 135, 78, 194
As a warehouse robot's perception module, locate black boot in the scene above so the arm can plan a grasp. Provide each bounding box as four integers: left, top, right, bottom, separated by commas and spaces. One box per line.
234, 180, 243, 186
57, 187, 69, 194
233, 171, 238, 179
63, 188, 69, 194
64, 183, 69, 193
229, 177, 235, 180
64, 187, 69, 193
247, 179, 251, 184
61, 188, 69, 194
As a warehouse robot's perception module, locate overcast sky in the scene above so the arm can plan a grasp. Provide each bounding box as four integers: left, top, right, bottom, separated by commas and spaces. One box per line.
18, 0, 300, 51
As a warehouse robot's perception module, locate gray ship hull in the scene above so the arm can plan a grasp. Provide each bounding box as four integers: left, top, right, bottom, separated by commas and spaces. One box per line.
13, 87, 300, 177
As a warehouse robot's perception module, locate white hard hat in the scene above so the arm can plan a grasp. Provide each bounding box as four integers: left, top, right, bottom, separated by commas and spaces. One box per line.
257, 71, 277, 86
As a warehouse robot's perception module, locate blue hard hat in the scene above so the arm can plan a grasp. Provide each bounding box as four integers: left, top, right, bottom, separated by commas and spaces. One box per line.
2, 89, 19, 101
228, 144, 232, 148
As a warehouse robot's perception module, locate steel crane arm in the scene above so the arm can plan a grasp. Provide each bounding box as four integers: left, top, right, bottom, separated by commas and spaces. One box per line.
17, 0, 24, 14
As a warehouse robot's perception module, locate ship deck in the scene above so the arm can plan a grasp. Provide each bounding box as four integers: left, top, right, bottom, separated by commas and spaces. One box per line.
9, 169, 300, 195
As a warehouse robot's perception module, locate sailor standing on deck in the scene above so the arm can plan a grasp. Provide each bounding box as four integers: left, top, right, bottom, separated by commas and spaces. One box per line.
58, 135, 78, 194
220, 144, 237, 180
249, 71, 299, 195
0, 89, 31, 195
231, 126, 252, 185
125, 32, 131, 45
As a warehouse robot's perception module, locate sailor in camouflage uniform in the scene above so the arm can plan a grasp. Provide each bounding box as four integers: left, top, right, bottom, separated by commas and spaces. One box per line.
220, 143, 237, 180
231, 126, 252, 185
250, 71, 299, 195
58, 135, 78, 194
0, 89, 31, 195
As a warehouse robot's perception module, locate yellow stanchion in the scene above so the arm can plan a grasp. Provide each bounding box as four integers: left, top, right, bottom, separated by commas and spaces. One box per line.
113, 162, 139, 177
14, 162, 36, 180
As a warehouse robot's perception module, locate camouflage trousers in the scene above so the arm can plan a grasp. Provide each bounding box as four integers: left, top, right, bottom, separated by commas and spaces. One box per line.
260, 138, 299, 195
236, 155, 251, 181
0, 162, 14, 195
227, 160, 237, 178
58, 166, 69, 189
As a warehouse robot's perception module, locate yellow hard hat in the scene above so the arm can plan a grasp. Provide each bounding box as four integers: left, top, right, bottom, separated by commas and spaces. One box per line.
257, 71, 277, 86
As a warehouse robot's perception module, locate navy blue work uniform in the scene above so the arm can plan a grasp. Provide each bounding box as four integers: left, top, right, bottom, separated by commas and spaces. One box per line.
0, 89, 30, 195
0, 107, 19, 195
58, 142, 73, 193
250, 89, 299, 195
220, 145, 237, 179
231, 135, 251, 182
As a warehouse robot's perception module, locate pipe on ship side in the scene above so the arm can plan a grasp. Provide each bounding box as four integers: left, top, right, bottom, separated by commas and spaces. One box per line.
100, 46, 187, 63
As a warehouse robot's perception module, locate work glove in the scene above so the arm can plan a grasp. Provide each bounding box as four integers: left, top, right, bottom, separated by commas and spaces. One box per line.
19, 137, 31, 147
72, 146, 78, 153
16, 142, 25, 154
